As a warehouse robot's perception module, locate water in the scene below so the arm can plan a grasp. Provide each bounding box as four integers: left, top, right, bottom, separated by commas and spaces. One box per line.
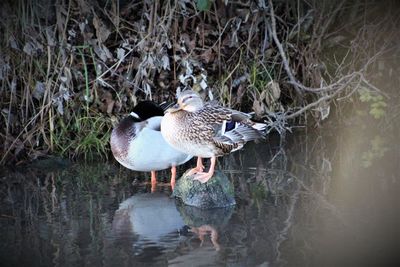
1, 116, 399, 266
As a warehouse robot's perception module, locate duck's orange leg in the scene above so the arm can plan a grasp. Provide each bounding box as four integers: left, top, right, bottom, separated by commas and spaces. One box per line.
170, 166, 177, 190
187, 157, 205, 176
151, 170, 157, 192
193, 156, 216, 183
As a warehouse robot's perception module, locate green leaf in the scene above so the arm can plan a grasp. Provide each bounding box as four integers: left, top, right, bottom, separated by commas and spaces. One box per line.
371, 101, 387, 108
359, 90, 372, 102
377, 101, 387, 108
369, 108, 385, 119
196, 0, 212, 12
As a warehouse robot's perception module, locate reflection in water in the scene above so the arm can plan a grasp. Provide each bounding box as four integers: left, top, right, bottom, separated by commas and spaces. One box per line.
1, 117, 400, 266
110, 192, 231, 265
111, 193, 185, 252
189, 224, 220, 251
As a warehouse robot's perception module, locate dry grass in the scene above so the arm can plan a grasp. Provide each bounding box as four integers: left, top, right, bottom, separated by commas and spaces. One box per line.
0, 0, 398, 164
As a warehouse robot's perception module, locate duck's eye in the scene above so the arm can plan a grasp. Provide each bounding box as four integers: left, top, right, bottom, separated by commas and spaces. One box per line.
183, 96, 192, 102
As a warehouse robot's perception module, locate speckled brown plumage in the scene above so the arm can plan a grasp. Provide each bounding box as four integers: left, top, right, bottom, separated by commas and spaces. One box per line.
161, 89, 266, 183
162, 103, 265, 157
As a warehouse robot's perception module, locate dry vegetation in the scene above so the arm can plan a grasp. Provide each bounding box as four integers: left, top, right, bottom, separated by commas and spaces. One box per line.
0, 0, 399, 164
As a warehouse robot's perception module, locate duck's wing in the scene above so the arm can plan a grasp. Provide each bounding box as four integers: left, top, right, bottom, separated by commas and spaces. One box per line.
196, 106, 266, 154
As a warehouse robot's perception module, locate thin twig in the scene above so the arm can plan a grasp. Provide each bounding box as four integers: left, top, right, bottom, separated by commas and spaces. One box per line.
268, 0, 302, 96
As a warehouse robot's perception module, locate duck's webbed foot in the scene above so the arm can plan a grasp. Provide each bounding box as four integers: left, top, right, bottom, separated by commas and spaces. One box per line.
193, 172, 213, 183
187, 157, 205, 176
192, 156, 216, 183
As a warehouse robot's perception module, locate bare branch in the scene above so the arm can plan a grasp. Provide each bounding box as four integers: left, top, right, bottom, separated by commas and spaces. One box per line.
268, 0, 303, 96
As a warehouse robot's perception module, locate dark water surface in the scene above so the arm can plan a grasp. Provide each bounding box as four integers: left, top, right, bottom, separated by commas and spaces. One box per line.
1, 118, 399, 266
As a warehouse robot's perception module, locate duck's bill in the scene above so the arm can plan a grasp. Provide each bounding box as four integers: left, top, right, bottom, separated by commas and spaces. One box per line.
165, 103, 181, 113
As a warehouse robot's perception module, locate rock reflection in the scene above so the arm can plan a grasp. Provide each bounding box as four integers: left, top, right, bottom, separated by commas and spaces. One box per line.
170, 204, 234, 266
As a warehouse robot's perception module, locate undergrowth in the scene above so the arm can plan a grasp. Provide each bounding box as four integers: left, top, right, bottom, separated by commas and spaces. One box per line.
0, 0, 399, 164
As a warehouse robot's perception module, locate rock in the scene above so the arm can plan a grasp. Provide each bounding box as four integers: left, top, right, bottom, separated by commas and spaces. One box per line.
172, 170, 236, 209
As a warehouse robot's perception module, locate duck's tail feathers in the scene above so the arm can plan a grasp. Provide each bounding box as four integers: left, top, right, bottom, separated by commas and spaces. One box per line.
159, 101, 175, 111
252, 122, 267, 132
219, 123, 264, 143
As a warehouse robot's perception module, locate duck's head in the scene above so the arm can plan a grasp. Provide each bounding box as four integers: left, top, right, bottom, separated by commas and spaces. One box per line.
130, 101, 164, 121
166, 90, 204, 113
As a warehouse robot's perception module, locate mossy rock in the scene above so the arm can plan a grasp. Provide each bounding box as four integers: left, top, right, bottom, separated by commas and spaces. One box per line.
173, 170, 236, 209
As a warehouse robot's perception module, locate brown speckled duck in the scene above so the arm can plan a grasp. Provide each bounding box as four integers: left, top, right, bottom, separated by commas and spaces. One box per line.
161, 90, 266, 183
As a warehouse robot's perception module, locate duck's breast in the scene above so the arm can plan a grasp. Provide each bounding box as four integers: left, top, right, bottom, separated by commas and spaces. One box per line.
161, 112, 217, 158
125, 127, 192, 171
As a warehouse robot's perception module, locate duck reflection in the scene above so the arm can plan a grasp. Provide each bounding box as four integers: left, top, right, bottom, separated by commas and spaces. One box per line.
189, 224, 220, 251
112, 193, 185, 248
110, 193, 234, 263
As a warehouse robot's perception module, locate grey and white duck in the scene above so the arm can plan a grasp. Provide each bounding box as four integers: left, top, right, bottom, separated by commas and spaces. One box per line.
110, 101, 192, 189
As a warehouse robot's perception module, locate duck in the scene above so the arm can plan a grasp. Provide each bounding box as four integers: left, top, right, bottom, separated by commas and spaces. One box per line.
161, 90, 266, 183
110, 101, 193, 189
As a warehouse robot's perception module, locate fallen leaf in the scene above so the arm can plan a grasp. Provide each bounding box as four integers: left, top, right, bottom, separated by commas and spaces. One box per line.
45, 27, 56, 46
199, 79, 207, 90
266, 80, 280, 100
93, 15, 111, 44
253, 99, 265, 117
23, 42, 35, 56
9, 35, 19, 50
200, 48, 214, 63
161, 54, 170, 70
100, 90, 115, 114
117, 48, 125, 61
0, 56, 10, 80
33, 82, 46, 100
92, 40, 113, 62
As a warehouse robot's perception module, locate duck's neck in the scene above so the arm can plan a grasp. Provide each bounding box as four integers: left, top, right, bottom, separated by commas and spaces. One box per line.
170, 110, 189, 119
114, 116, 138, 136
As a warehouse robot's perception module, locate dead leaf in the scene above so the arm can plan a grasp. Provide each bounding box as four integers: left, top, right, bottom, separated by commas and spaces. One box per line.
326, 35, 346, 48
91, 41, 113, 62
200, 48, 214, 63
316, 100, 330, 121
232, 74, 249, 87
23, 42, 35, 56
0, 56, 10, 81
9, 35, 19, 50
200, 79, 207, 90
117, 48, 125, 61
93, 15, 111, 44
100, 90, 115, 114
56, 100, 64, 115
266, 80, 281, 100
161, 54, 170, 70
13, 138, 24, 157
45, 27, 56, 46
33, 82, 46, 100
253, 99, 265, 117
